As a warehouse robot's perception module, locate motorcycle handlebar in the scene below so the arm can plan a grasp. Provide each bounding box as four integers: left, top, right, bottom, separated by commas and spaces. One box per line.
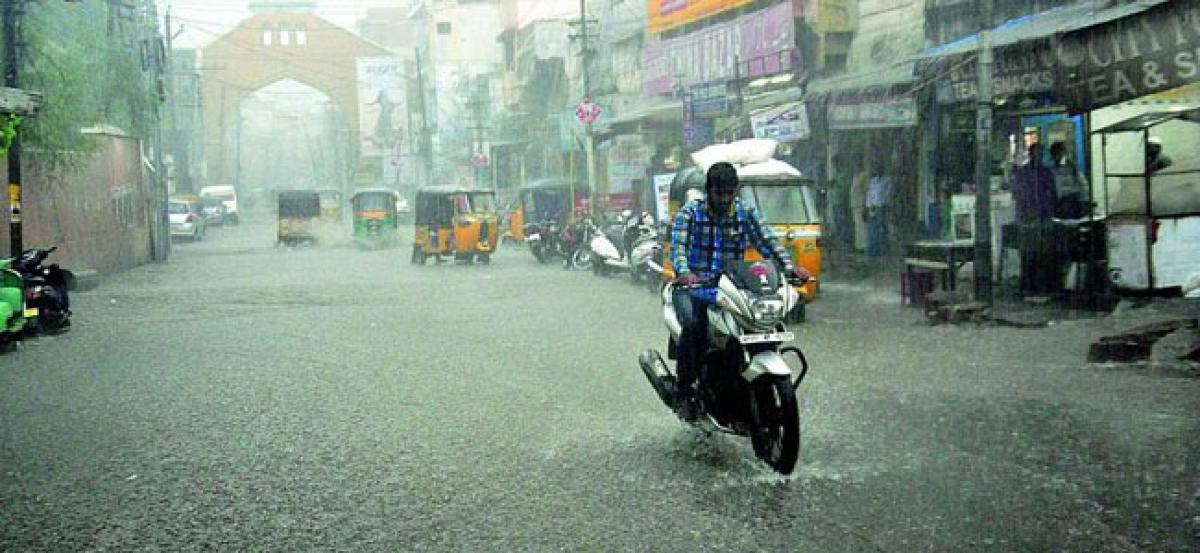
673, 276, 815, 290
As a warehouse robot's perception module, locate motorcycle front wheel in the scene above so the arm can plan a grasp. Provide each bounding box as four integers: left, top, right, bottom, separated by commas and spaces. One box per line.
749, 376, 800, 475
571, 249, 593, 271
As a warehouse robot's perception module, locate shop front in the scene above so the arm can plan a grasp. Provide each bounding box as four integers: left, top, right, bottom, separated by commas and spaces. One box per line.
806, 61, 921, 255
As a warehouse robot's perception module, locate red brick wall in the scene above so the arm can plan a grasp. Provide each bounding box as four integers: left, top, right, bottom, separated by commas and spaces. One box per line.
0, 133, 153, 274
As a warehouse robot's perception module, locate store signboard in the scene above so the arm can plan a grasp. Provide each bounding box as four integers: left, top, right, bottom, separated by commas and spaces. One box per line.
828, 94, 917, 130
644, 2, 795, 97
688, 80, 729, 117
750, 101, 811, 141
1057, 1, 1200, 113
647, 0, 754, 35
937, 46, 1057, 104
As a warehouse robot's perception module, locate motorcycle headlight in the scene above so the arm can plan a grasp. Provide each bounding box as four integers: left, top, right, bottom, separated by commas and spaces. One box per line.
750, 297, 785, 322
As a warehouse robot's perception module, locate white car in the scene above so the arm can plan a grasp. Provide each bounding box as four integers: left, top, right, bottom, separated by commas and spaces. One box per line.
168, 199, 206, 241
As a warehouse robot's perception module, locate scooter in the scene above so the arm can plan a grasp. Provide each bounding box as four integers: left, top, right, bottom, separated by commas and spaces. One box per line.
0, 258, 30, 349
590, 211, 656, 277
638, 260, 811, 475
12, 246, 73, 335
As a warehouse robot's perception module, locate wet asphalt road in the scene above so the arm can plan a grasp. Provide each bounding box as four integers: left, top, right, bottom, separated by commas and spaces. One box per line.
1, 211, 1198, 551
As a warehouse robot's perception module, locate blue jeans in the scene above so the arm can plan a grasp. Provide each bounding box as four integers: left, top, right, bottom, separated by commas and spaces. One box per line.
672, 290, 712, 391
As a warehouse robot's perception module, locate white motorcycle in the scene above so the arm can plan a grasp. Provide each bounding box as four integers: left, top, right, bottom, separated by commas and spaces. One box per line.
638, 260, 811, 475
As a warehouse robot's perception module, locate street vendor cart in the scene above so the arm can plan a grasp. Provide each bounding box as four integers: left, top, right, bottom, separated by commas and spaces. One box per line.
1093, 107, 1200, 294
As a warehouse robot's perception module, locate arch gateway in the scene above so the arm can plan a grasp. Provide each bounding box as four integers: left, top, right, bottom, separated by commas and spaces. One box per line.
200, 3, 393, 189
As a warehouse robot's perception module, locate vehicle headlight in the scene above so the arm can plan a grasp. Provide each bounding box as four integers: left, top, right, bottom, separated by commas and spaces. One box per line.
750, 298, 785, 322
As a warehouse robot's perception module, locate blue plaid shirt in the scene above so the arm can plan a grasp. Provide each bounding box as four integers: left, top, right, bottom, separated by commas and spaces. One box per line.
671, 197, 794, 280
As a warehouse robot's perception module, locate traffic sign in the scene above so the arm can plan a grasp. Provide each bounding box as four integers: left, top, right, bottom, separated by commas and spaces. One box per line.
576, 98, 601, 124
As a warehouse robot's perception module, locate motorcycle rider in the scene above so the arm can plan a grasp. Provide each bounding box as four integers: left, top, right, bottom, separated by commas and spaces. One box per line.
670, 161, 809, 420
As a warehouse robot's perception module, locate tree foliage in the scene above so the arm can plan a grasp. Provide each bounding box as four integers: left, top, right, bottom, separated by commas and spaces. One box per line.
14, 1, 157, 173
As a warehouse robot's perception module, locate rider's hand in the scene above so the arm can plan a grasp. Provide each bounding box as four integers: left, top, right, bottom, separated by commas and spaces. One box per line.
786, 266, 811, 283
676, 273, 700, 287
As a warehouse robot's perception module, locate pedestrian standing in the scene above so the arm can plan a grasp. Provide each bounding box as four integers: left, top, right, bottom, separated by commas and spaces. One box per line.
1010, 143, 1059, 294
850, 163, 870, 253
865, 160, 894, 257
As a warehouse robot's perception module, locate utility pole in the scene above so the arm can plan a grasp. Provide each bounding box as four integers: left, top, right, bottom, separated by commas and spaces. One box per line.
466, 78, 488, 189
577, 0, 595, 210
141, 0, 169, 261
4, 0, 25, 257
414, 48, 432, 188
973, 0, 994, 304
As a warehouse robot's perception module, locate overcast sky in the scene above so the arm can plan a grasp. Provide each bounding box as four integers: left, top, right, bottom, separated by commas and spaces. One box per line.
160, 0, 582, 50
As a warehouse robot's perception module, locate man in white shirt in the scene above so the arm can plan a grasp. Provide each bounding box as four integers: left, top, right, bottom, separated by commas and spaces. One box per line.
865, 162, 893, 257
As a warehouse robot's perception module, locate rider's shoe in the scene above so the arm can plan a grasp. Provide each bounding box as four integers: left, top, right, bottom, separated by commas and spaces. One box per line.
673, 386, 699, 422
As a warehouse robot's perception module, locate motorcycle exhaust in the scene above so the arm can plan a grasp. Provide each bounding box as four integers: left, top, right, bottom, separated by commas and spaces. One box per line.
638, 349, 676, 408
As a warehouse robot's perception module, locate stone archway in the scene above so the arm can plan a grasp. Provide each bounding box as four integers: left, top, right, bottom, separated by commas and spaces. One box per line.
200, 9, 391, 186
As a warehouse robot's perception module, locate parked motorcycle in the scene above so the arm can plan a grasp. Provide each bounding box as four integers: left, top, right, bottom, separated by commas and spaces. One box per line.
0, 258, 29, 349
559, 216, 596, 271
525, 218, 564, 264
12, 246, 73, 335
590, 211, 657, 277
638, 260, 811, 475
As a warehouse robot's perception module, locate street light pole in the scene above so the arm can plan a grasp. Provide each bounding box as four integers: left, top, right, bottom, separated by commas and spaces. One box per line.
5, 0, 25, 257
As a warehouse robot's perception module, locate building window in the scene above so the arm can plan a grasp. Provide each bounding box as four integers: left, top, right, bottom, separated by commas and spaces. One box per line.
295, 24, 307, 46
279, 23, 291, 46
436, 21, 451, 35
261, 24, 273, 46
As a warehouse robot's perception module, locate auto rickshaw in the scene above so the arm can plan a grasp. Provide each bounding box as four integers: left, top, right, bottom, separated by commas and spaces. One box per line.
277, 190, 321, 246
663, 159, 822, 322
317, 188, 344, 222
412, 186, 500, 264
504, 178, 588, 244
350, 187, 400, 249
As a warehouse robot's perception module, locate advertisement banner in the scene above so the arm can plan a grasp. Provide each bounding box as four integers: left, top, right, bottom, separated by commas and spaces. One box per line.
1056, 1, 1200, 113
654, 172, 676, 223
648, 0, 754, 35
750, 101, 811, 142
644, 2, 796, 97
356, 57, 407, 157
828, 94, 917, 130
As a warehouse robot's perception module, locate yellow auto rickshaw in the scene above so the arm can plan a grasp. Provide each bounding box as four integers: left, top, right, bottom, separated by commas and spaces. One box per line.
277, 190, 321, 246
504, 178, 588, 243
663, 161, 822, 322
412, 186, 500, 265
317, 188, 344, 222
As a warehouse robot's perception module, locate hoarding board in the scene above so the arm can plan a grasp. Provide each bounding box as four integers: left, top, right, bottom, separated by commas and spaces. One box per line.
356, 57, 407, 157
647, 0, 754, 35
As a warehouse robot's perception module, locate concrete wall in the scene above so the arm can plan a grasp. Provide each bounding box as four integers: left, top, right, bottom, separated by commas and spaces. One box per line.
0, 133, 153, 275
846, 0, 925, 71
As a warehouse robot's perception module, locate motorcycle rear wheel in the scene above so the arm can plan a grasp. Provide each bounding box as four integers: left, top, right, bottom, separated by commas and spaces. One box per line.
749, 376, 800, 475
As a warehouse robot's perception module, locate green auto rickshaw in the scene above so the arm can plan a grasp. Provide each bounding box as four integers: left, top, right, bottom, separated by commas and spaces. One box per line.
277, 190, 321, 246
351, 187, 400, 249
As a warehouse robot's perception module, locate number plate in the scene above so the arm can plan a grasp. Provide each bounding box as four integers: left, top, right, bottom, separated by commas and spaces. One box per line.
738, 331, 794, 345
526, 233, 540, 241
23, 308, 38, 318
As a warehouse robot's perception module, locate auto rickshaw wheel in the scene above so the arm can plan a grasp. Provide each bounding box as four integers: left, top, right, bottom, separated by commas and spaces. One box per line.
478, 254, 491, 264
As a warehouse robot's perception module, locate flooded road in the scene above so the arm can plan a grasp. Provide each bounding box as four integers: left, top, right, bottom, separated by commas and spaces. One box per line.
2, 210, 1197, 551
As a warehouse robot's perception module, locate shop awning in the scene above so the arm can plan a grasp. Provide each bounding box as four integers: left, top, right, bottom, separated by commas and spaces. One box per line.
595, 99, 682, 134
805, 60, 916, 99
1091, 106, 1200, 135
919, 0, 1170, 61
